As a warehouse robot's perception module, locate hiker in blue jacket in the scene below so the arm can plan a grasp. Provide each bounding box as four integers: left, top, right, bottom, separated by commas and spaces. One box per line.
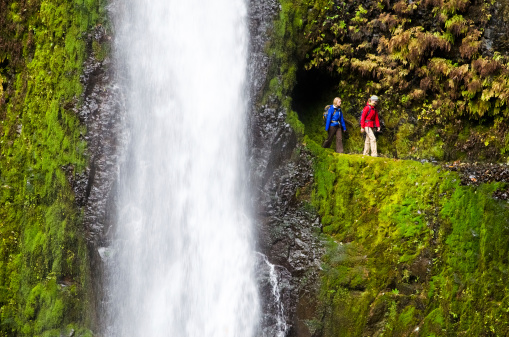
322, 97, 346, 153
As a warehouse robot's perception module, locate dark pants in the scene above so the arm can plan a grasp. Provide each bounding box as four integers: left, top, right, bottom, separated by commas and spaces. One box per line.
322, 126, 344, 153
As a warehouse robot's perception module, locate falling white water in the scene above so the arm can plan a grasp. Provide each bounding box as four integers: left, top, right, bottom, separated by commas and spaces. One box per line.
259, 254, 288, 337
106, 0, 260, 336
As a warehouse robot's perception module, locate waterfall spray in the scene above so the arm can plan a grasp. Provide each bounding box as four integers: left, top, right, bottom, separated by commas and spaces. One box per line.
106, 0, 260, 335
258, 253, 289, 337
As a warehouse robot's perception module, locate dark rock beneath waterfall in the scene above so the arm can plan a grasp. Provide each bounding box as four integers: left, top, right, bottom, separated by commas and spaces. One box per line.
72, 24, 125, 332
257, 253, 293, 337
248, 0, 326, 336
249, 100, 297, 188
254, 145, 325, 337
248, 0, 279, 102
251, 102, 323, 336
74, 24, 124, 243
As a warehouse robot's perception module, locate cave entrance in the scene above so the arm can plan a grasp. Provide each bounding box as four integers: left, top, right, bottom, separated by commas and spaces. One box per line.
292, 67, 340, 145
291, 66, 365, 153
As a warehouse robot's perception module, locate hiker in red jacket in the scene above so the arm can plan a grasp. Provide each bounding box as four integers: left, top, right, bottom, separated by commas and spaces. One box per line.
360, 96, 380, 157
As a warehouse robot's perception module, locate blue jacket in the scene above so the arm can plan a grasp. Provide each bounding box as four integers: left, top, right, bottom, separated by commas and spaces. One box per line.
325, 105, 346, 131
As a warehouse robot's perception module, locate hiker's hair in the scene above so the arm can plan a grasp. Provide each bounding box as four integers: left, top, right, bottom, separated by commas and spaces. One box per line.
333, 97, 341, 106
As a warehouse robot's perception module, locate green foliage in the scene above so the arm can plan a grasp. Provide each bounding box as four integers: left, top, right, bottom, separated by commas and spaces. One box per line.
0, 0, 105, 334
306, 141, 509, 335
263, 0, 509, 335
445, 15, 468, 36
351, 5, 368, 25
92, 40, 109, 62
297, 0, 509, 161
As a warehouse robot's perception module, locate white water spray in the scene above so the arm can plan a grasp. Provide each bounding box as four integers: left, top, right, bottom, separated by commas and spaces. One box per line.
259, 253, 288, 337
107, 0, 260, 336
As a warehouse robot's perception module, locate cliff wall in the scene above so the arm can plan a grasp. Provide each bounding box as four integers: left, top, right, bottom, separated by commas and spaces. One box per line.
251, 0, 509, 336
0, 0, 112, 335
2, 0, 509, 336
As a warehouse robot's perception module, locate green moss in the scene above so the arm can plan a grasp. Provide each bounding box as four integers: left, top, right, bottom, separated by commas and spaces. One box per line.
287, 0, 509, 161
397, 305, 417, 330
261, 0, 509, 334
303, 138, 509, 335
0, 0, 105, 335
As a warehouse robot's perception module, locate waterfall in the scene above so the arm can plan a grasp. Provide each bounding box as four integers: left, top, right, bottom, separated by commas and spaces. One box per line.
106, 0, 260, 336
258, 253, 289, 337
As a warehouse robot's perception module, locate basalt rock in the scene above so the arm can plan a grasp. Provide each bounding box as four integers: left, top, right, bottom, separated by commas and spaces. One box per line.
489, 0, 509, 54
247, 0, 279, 104
444, 161, 509, 186
76, 25, 124, 244
248, 1, 325, 336
254, 145, 325, 337
74, 23, 125, 330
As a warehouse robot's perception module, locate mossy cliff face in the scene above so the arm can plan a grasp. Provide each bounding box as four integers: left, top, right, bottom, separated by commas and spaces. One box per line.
251, 0, 509, 335
273, 0, 509, 162
308, 145, 509, 336
248, 1, 329, 335
0, 0, 106, 335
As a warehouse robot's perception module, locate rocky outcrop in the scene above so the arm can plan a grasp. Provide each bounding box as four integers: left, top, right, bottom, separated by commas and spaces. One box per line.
488, 0, 509, 54
74, 24, 125, 330
247, 0, 279, 104
75, 0, 324, 334
254, 145, 325, 337
248, 1, 325, 336
76, 25, 123, 243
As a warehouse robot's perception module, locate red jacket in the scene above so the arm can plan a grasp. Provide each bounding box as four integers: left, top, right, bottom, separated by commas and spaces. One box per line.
360, 104, 380, 128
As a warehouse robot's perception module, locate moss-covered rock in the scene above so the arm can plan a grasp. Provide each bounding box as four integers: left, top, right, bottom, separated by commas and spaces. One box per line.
306, 141, 509, 336
0, 0, 105, 335
271, 0, 509, 161
258, 0, 509, 335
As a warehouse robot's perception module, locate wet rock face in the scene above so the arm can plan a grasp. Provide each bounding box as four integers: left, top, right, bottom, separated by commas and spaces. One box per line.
488, 0, 509, 54
247, 0, 279, 103
72, 24, 125, 329
248, 1, 325, 336
249, 101, 297, 187
254, 147, 325, 337
256, 252, 293, 336
74, 25, 124, 244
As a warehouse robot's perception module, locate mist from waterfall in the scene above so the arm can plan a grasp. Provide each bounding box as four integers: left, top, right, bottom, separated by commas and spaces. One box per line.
106, 0, 260, 335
